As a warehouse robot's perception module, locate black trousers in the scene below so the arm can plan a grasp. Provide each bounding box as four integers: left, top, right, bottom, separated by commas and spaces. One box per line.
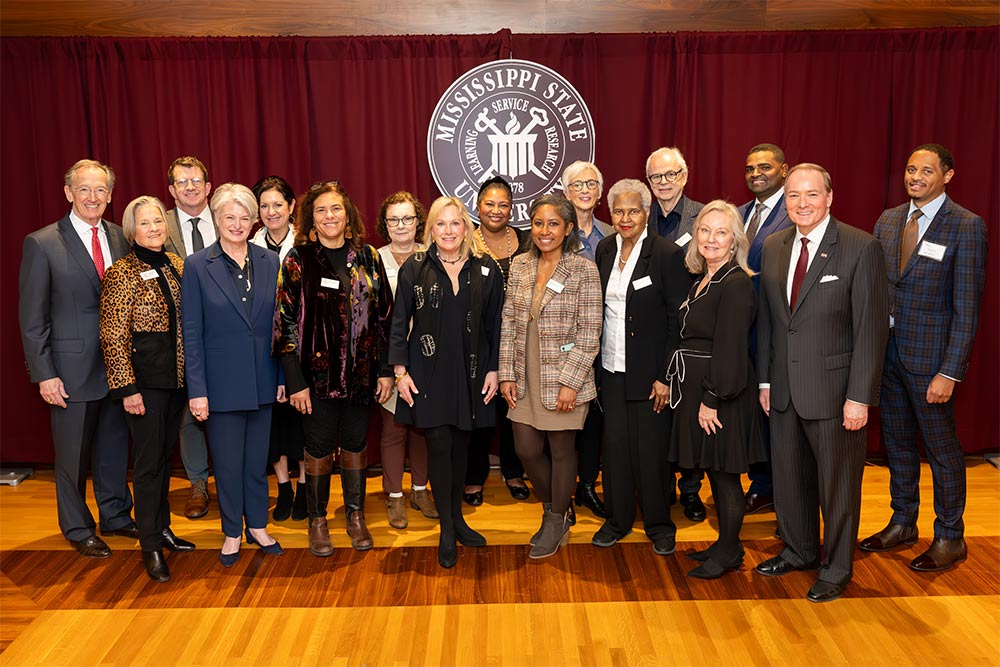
600, 370, 676, 540
124, 388, 185, 551
575, 400, 603, 483
302, 398, 369, 458
466, 398, 523, 485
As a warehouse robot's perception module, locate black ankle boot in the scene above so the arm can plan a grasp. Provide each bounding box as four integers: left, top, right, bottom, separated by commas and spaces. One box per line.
273, 481, 293, 521
291, 480, 308, 521
575, 481, 609, 518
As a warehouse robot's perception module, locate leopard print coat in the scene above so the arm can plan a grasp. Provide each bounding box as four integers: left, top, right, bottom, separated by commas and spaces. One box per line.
99, 251, 185, 399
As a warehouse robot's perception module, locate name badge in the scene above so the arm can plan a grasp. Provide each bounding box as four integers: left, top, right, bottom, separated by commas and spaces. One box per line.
140, 269, 159, 281
546, 279, 565, 293
918, 240, 946, 262
675, 232, 692, 247
481, 266, 491, 276
560, 343, 575, 352
321, 277, 340, 290
632, 275, 653, 290
386, 267, 397, 277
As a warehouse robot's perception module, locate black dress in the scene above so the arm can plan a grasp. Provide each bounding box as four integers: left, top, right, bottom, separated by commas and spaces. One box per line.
667, 261, 765, 473
389, 247, 503, 431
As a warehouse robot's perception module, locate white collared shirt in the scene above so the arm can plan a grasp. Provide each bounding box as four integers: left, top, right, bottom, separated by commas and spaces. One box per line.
178, 207, 216, 255
69, 211, 112, 269
907, 192, 947, 243
602, 226, 648, 373
786, 215, 831, 304
746, 188, 784, 232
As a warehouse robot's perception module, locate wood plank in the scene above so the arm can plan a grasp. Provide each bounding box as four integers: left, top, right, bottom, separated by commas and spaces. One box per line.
0, 0, 996, 37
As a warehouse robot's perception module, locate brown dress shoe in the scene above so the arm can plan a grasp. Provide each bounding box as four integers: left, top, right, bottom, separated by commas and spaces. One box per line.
910, 537, 967, 572
386, 496, 408, 529
745, 493, 775, 515
859, 522, 918, 552
410, 488, 439, 519
308, 516, 334, 557
346, 511, 374, 551
184, 479, 210, 519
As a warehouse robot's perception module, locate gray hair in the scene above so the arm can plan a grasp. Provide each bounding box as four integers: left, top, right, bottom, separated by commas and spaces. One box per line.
645, 147, 688, 177
561, 160, 604, 193
64, 159, 115, 191
120, 195, 169, 245
210, 183, 258, 223
606, 179, 653, 213
787, 163, 832, 192
684, 200, 754, 277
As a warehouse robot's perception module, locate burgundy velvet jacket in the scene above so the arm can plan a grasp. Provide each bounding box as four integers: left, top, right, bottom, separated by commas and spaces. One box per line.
273, 242, 393, 403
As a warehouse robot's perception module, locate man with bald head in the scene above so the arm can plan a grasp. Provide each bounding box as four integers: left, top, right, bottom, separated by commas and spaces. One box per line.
756, 163, 888, 602
19, 159, 136, 558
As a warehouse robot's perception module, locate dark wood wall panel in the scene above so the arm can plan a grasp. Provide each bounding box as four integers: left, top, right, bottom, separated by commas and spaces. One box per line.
2, 0, 997, 36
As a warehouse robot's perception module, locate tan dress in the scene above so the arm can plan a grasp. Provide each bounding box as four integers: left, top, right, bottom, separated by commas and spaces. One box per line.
508, 287, 588, 430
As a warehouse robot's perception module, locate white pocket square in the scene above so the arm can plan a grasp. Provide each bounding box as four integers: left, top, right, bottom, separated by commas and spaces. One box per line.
819, 274, 839, 283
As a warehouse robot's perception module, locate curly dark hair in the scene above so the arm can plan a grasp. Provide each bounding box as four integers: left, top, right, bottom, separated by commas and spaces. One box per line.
294, 181, 365, 250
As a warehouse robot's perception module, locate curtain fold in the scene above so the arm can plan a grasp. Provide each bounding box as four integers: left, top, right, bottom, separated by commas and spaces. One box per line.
2, 28, 996, 461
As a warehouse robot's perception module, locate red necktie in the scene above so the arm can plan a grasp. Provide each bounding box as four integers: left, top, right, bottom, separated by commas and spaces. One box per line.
91, 226, 105, 280
790, 237, 809, 311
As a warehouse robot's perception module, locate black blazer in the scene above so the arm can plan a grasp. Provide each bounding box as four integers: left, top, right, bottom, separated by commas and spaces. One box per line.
595, 229, 692, 401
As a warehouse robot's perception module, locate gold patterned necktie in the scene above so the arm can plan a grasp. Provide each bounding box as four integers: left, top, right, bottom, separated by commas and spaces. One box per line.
899, 208, 922, 272
746, 201, 766, 244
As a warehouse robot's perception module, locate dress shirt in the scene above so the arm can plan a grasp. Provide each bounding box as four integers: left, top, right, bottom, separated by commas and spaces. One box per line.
577, 218, 607, 262
786, 215, 831, 305
906, 192, 946, 242
746, 188, 784, 232
69, 211, 112, 270
602, 226, 648, 373
179, 208, 216, 256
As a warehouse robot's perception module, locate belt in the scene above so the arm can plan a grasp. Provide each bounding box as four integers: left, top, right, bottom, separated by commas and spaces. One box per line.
666, 348, 712, 410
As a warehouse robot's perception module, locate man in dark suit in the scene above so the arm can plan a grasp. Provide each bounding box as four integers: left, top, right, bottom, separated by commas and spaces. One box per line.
860, 144, 988, 572
740, 143, 792, 515
18, 159, 137, 557
756, 163, 889, 602
645, 146, 706, 522
163, 156, 217, 519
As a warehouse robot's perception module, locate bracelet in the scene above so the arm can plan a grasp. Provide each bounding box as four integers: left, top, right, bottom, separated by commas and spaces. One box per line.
394, 372, 408, 385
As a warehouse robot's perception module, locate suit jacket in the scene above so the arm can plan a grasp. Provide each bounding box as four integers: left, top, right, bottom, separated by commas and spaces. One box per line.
595, 231, 692, 401
182, 242, 281, 412
740, 195, 792, 290
650, 195, 704, 247
874, 197, 988, 380
499, 251, 602, 408
757, 218, 889, 419
164, 208, 218, 257
19, 214, 129, 401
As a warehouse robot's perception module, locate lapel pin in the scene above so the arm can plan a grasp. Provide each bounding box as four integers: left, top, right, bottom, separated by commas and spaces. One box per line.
820, 252, 828, 258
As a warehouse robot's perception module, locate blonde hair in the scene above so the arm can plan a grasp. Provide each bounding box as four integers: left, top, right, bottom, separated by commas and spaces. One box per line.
121, 195, 168, 245
684, 200, 754, 277
423, 196, 483, 258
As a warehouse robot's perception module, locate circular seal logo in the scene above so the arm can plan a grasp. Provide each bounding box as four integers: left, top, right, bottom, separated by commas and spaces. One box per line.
427, 59, 596, 227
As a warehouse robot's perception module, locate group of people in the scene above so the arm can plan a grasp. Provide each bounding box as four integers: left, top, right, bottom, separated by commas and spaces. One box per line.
18, 142, 986, 603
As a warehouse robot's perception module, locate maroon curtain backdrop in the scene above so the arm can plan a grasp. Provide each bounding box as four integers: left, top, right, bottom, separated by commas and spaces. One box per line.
2, 28, 996, 463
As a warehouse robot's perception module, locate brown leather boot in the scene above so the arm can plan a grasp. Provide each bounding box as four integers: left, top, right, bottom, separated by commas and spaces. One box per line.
184, 478, 209, 519
304, 452, 334, 557
410, 488, 439, 519
386, 496, 408, 529
341, 450, 373, 551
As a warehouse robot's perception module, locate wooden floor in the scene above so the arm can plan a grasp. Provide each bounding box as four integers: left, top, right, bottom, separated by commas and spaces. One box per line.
1, 461, 997, 666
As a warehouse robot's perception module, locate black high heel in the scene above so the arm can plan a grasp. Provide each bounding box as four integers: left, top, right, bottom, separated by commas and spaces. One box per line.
245, 528, 284, 556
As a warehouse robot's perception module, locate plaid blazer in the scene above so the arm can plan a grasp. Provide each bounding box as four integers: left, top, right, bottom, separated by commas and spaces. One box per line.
874, 197, 988, 380
499, 251, 602, 409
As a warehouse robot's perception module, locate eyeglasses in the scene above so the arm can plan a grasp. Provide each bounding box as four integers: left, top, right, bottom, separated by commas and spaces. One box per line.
647, 170, 685, 184
172, 178, 205, 188
568, 179, 599, 192
386, 216, 418, 228
73, 186, 109, 197
308, 180, 340, 191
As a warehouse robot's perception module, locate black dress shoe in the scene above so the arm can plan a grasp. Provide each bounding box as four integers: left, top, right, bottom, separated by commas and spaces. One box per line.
754, 555, 821, 577
652, 536, 676, 556
70, 535, 112, 559
463, 490, 484, 506
142, 549, 170, 583
745, 492, 775, 515
680, 493, 707, 522
688, 554, 744, 579
566, 504, 576, 526
161, 528, 196, 552
910, 537, 967, 572
101, 523, 139, 539
687, 548, 712, 563
438, 534, 458, 569
807, 579, 846, 603
592, 526, 630, 548
574, 481, 609, 518
505, 479, 531, 501
859, 523, 918, 552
